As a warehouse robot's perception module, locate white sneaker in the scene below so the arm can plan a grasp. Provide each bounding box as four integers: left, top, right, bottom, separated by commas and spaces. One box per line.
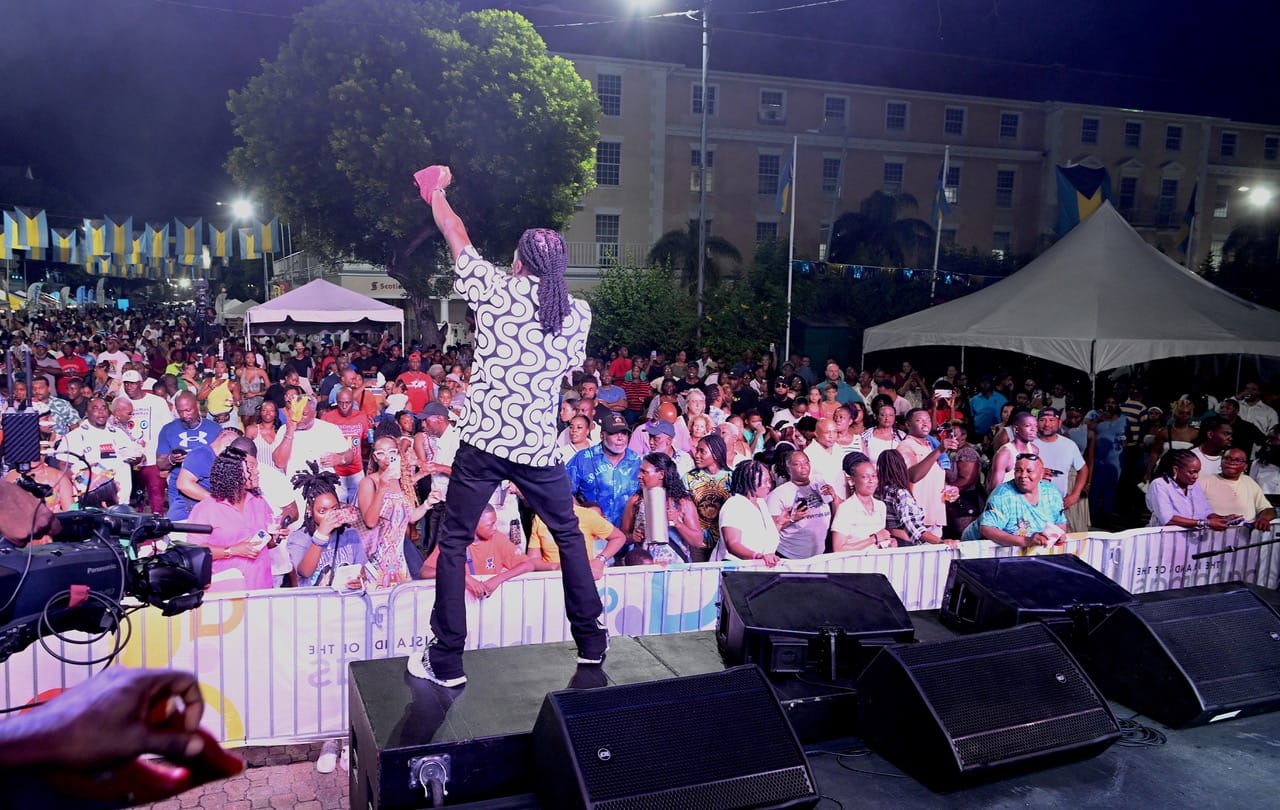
316, 739, 339, 774
407, 650, 467, 687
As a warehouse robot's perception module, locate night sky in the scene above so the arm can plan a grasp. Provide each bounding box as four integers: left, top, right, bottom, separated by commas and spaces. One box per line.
3, 0, 1277, 221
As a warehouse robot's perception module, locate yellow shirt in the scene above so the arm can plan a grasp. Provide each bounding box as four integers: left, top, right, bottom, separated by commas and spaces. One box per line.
528, 504, 616, 564
1200, 474, 1271, 520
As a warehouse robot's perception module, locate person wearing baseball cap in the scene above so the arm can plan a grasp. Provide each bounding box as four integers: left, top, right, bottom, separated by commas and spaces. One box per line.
396, 349, 436, 415
566, 410, 641, 535
1035, 405, 1090, 532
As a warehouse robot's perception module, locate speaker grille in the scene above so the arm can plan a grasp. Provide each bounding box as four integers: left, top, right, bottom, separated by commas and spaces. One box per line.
554, 667, 809, 804
896, 627, 1115, 766
1138, 591, 1280, 706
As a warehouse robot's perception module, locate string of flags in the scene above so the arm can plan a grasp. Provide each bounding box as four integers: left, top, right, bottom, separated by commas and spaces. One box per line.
1, 206, 282, 279
791, 260, 1011, 288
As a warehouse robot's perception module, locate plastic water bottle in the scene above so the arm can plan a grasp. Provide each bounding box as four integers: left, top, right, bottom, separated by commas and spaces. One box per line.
508, 519, 523, 549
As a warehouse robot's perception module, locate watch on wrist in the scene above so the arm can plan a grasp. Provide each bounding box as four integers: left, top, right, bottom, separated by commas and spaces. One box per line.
593, 553, 606, 562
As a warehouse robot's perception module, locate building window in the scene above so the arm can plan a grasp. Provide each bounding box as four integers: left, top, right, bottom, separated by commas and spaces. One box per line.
941, 228, 957, 247
692, 83, 717, 116
759, 89, 785, 124
999, 112, 1020, 140
1214, 184, 1230, 218
1157, 179, 1179, 227
1081, 116, 1100, 145
595, 141, 621, 186
883, 161, 905, 195
1220, 132, 1237, 158
755, 221, 778, 243
690, 148, 714, 193
995, 169, 1015, 209
823, 96, 847, 125
992, 230, 1012, 260
1165, 124, 1182, 151
595, 214, 620, 265
1266, 135, 1279, 161
1118, 176, 1138, 213
818, 222, 831, 260
945, 166, 961, 205
758, 154, 781, 195
821, 158, 841, 197
1124, 121, 1142, 148
885, 101, 908, 132
597, 73, 621, 117
943, 107, 965, 136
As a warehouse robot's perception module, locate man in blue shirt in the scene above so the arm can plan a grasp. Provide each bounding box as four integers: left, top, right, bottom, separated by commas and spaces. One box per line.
969, 375, 1008, 435
156, 392, 221, 519
566, 411, 641, 527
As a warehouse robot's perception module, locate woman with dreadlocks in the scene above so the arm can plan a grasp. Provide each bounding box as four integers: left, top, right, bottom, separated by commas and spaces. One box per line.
188, 445, 275, 590
405, 165, 607, 687
287, 462, 367, 588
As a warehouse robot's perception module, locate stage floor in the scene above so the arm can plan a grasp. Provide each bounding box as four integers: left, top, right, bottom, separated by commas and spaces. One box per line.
351, 602, 1280, 808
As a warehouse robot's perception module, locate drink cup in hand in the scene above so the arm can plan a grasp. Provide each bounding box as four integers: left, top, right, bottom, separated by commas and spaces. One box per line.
414, 165, 452, 204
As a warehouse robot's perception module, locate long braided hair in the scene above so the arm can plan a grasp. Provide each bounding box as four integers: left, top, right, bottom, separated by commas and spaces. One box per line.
517, 228, 570, 335
291, 461, 341, 535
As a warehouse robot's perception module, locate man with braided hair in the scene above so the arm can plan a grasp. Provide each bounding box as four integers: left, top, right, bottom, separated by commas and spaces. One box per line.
407, 165, 607, 687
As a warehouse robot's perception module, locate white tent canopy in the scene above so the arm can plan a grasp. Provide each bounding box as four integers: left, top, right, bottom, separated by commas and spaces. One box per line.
862, 202, 1280, 376
243, 278, 404, 339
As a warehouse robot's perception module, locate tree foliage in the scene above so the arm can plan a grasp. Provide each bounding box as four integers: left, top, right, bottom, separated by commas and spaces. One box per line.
828, 190, 934, 266
583, 264, 697, 356
226, 0, 598, 344
648, 219, 743, 291
1213, 218, 1280, 308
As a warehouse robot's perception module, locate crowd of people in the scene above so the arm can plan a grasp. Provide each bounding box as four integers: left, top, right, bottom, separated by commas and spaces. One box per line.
1, 313, 1271, 581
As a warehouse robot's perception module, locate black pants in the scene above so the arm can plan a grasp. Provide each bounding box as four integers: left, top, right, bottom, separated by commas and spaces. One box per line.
428, 442, 604, 675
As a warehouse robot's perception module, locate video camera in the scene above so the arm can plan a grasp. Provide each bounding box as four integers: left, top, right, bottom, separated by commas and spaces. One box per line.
0, 506, 213, 663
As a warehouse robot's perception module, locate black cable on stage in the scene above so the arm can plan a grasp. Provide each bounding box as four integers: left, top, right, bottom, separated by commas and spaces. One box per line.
816, 795, 846, 810
1117, 715, 1167, 747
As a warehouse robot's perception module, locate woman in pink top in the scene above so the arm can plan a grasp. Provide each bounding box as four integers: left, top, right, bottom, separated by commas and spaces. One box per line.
189, 446, 276, 590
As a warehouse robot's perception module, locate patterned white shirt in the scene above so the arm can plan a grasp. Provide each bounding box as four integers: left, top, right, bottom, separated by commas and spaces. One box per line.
453, 245, 590, 466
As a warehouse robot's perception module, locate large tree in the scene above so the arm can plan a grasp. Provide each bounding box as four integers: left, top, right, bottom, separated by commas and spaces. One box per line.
226, 0, 598, 345
648, 219, 742, 291
827, 190, 934, 267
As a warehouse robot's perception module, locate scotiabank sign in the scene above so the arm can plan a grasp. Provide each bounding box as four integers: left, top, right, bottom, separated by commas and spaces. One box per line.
337, 274, 407, 299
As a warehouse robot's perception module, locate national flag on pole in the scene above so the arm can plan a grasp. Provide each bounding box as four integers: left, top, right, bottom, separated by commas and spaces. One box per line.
143, 222, 170, 261
127, 230, 144, 266
239, 227, 259, 260
4, 207, 48, 250
50, 227, 80, 264
1177, 182, 1197, 257
776, 155, 794, 214
931, 162, 953, 226
258, 218, 281, 255
106, 216, 132, 258
208, 223, 232, 259
174, 217, 202, 262
84, 219, 108, 256
1055, 163, 1112, 236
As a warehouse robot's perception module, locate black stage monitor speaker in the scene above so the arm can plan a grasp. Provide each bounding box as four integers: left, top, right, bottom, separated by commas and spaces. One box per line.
532, 665, 819, 810
857, 623, 1120, 788
717, 571, 914, 678
941, 555, 1136, 636
2, 410, 40, 468
1082, 583, 1280, 728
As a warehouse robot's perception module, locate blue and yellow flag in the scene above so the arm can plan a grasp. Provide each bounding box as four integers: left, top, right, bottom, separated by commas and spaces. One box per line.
106, 216, 133, 258
84, 219, 108, 256
127, 230, 144, 267
143, 222, 170, 261
4, 207, 48, 249
258, 218, 281, 255
931, 162, 953, 226
208, 223, 232, 259
174, 217, 202, 262
776, 156, 794, 215
239, 227, 259, 260
50, 227, 80, 264
1055, 164, 1112, 236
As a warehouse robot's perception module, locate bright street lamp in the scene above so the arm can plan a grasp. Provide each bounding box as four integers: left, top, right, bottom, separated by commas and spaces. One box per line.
1248, 187, 1274, 207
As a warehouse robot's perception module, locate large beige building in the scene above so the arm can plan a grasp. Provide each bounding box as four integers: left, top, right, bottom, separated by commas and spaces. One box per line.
553, 43, 1280, 284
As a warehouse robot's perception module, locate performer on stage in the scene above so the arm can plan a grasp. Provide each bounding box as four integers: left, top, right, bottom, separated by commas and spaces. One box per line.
407, 165, 608, 687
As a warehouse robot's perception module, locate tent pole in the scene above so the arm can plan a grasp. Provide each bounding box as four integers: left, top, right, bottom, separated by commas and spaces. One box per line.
1090, 373, 1096, 409
960, 345, 966, 374
1235, 354, 1243, 393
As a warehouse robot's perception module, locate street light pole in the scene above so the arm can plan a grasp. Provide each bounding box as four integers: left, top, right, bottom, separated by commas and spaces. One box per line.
696, 1, 709, 339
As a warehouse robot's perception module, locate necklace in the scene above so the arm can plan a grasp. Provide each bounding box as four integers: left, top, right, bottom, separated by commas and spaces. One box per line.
856, 494, 877, 514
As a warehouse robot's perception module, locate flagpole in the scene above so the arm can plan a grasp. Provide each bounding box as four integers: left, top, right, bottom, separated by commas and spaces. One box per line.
929, 145, 950, 302
1184, 182, 1198, 269
784, 134, 797, 362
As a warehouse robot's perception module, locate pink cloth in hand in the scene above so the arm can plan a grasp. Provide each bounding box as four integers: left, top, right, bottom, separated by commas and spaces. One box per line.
414, 166, 451, 204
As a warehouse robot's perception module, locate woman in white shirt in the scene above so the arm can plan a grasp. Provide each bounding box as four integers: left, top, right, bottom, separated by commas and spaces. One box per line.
714, 459, 780, 566
831, 454, 891, 551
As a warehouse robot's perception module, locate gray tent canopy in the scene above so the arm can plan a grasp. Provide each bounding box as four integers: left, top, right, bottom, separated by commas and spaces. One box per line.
243, 278, 404, 339
862, 202, 1280, 377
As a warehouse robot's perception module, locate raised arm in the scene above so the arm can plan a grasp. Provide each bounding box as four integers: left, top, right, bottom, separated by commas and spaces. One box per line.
415, 166, 469, 262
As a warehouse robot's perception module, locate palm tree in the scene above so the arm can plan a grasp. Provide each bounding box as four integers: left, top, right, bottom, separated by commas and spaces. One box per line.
828, 190, 934, 266
648, 219, 742, 291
